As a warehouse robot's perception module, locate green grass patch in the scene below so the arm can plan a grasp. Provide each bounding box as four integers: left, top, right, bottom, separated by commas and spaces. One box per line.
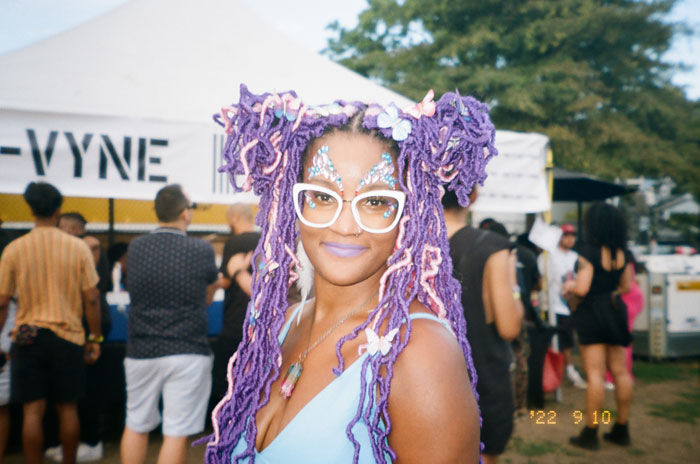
648, 390, 700, 423
627, 447, 647, 456
509, 436, 563, 457
632, 360, 697, 382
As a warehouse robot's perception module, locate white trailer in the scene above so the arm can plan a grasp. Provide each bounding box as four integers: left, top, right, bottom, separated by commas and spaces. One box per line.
633, 255, 700, 359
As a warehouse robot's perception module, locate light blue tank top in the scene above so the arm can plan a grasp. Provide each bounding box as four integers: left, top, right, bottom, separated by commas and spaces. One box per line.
230, 307, 452, 463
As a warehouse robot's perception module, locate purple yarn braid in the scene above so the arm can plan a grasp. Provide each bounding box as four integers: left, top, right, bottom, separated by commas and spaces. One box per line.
204, 85, 496, 463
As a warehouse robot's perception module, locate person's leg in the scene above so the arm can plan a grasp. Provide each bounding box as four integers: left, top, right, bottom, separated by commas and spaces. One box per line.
121, 357, 164, 464
120, 426, 149, 464
482, 454, 498, 464
562, 347, 572, 366
161, 355, 213, 463
0, 405, 9, 464
157, 436, 188, 464
580, 343, 606, 427
570, 343, 606, 449
22, 399, 47, 464
54, 401, 80, 464
607, 345, 633, 424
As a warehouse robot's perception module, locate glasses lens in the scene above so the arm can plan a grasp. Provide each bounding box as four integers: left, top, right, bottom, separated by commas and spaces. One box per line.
355, 194, 401, 231
295, 187, 340, 226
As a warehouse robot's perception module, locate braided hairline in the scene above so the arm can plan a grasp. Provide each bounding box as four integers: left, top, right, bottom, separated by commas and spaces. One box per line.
204, 85, 495, 463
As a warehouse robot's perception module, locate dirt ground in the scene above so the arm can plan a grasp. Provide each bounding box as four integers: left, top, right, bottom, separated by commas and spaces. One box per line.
4, 359, 698, 463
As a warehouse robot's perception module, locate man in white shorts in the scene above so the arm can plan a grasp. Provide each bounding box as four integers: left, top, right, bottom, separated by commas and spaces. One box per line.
120, 185, 218, 464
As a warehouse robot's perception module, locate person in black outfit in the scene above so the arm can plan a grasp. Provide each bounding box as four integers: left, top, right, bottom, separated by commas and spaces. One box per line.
211, 204, 260, 407
564, 202, 633, 449
483, 221, 542, 414
443, 190, 523, 464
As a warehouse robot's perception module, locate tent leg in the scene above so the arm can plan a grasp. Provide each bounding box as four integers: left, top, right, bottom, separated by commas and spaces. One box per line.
577, 202, 582, 236
108, 198, 115, 247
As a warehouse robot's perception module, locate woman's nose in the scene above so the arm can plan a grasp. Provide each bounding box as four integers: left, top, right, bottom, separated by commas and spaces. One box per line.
331, 200, 359, 236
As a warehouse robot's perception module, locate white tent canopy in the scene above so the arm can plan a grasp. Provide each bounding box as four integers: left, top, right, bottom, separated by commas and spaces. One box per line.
0, 0, 549, 212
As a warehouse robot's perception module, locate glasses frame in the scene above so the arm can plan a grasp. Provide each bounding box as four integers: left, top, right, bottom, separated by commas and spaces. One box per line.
292, 182, 406, 234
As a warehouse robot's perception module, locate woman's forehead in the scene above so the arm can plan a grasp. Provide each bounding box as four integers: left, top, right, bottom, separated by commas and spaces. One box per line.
306, 132, 396, 176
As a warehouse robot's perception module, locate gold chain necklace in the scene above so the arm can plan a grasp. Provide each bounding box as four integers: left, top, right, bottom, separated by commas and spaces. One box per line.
280, 291, 378, 399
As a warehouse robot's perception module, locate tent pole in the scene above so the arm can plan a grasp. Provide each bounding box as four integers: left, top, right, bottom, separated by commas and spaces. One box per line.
108, 198, 115, 247
577, 201, 582, 236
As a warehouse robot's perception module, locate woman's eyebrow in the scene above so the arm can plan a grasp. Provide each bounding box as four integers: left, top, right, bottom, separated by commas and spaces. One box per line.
308, 178, 337, 189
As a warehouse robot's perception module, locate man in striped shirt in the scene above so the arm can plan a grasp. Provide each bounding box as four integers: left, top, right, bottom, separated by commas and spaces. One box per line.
0, 182, 101, 464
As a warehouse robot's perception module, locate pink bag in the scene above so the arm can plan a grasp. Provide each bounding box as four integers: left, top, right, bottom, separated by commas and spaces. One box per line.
542, 348, 565, 393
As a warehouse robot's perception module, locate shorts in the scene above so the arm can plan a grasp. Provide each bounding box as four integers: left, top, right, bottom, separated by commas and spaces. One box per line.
555, 314, 575, 350
480, 399, 514, 455
10, 328, 85, 403
124, 354, 212, 437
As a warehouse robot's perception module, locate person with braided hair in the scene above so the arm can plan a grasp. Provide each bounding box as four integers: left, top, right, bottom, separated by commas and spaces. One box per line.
202, 86, 499, 463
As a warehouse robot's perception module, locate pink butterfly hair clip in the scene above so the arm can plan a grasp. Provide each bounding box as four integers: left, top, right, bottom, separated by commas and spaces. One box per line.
404, 89, 436, 119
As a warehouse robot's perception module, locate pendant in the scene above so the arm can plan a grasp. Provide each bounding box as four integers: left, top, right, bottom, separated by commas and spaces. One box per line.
280, 361, 303, 399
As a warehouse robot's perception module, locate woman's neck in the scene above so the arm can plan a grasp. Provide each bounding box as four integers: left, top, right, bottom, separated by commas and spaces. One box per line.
312, 271, 383, 323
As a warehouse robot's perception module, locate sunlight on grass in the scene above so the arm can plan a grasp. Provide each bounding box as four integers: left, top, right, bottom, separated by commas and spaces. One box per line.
648, 390, 700, 423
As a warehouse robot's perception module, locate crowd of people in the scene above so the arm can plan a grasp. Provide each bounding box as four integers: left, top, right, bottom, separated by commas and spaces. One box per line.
0, 88, 642, 464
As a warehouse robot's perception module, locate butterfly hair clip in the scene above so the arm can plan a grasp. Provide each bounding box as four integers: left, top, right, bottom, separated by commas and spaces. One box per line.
377, 104, 412, 141
404, 89, 436, 119
360, 327, 400, 357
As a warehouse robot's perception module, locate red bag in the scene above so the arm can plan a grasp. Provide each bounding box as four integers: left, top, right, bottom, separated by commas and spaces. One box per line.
542, 348, 565, 393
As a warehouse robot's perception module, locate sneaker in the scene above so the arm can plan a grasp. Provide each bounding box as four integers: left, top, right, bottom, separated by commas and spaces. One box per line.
77, 442, 104, 462
604, 381, 616, 391
44, 445, 62, 462
566, 365, 588, 389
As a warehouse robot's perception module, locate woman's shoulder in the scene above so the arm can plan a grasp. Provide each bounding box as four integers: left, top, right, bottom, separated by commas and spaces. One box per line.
394, 301, 471, 391
387, 301, 480, 461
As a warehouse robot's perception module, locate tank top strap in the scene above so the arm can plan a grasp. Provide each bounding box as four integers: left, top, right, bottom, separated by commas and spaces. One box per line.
408, 312, 456, 338
278, 304, 305, 345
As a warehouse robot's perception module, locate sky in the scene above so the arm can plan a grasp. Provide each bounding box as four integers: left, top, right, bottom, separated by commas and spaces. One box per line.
0, 0, 698, 99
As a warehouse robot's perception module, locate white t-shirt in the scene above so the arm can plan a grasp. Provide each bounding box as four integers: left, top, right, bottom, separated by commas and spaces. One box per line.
543, 247, 579, 316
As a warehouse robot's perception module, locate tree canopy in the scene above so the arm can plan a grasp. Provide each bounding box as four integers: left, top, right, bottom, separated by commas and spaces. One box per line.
326, 0, 700, 197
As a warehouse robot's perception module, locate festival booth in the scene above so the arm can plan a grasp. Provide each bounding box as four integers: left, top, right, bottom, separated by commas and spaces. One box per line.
0, 0, 551, 343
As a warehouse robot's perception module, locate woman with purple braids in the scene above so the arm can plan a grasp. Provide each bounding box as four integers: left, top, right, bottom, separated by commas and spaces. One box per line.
203, 85, 498, 463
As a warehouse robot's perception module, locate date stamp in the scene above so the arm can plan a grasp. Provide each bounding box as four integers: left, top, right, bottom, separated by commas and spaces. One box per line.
529, 410, 613, 425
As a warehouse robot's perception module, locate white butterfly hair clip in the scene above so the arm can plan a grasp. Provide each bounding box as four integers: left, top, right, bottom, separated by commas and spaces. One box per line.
360, 327, 400, 357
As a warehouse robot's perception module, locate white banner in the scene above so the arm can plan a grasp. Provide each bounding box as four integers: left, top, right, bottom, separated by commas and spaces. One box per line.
2, 112, 549, 212
0, 109, 255, 204
471, 130, 550, 213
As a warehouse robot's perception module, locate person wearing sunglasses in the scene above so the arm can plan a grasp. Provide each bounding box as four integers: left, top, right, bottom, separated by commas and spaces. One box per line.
203, 86, 498, 464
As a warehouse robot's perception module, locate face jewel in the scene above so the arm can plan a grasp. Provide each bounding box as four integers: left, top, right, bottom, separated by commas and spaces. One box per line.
307, 145, 344, 195
356, 153, 397, 195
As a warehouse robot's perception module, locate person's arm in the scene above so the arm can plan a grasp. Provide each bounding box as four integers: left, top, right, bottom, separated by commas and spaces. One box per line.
218, 272, 232, 290
82, 286, 101, 364
388, 314, 480, 463
205, 281, 219, 307
226, 251, 253, 297
483, 249, 524, 341
617, 262, 632, 294
563, 256, 593, 298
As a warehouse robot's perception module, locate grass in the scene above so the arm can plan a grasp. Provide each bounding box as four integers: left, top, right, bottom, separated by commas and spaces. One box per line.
627, 447, 647, 456
648, 390, 700, 424
632, 359, 697, 383
509, 436, 564, 457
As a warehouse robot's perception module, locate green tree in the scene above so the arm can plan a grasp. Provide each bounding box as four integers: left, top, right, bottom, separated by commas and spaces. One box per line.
326, 0, 700, 196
